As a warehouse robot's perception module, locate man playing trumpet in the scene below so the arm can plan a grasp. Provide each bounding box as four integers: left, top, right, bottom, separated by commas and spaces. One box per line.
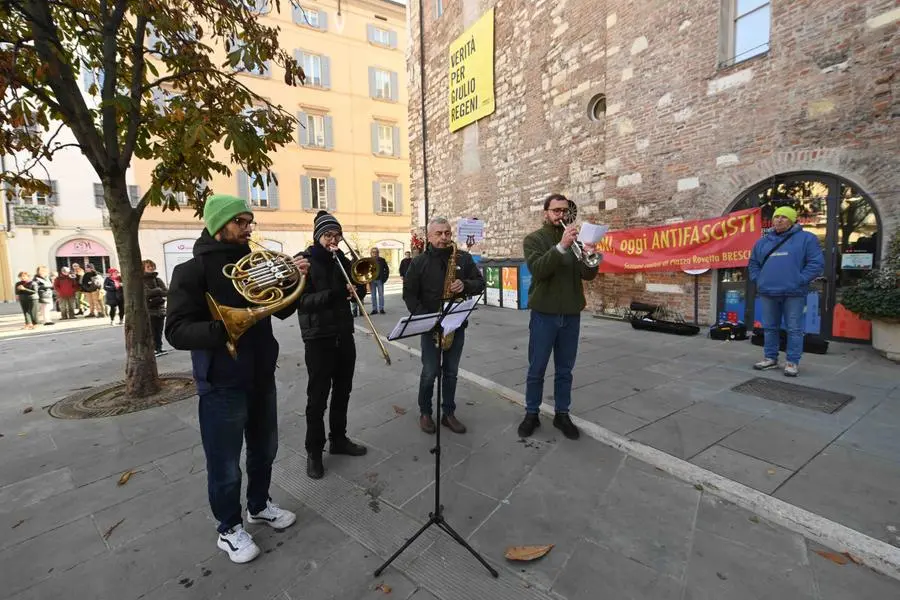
166, 195, 309, 564
519, 194, 600, 441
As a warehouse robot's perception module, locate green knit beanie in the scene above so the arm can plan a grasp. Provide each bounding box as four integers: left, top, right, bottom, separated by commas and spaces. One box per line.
203, 194, 252, 235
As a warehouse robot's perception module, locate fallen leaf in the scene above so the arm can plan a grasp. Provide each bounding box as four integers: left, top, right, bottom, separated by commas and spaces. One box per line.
716, 571, 728, 581
814, 549, 849, 565
103, 518, 125, 540
11, 519, 26, 529
392, 405, 407, 415
766, 468, 777, 475
505, 544, 554, 561
749, 515, 760, 524
694, 483, 704, 491
843, 552, 862, 565
374, 582, 392, 594
23, 407, 33, 414
117, 470, 135, 486
17, 432, 26, 437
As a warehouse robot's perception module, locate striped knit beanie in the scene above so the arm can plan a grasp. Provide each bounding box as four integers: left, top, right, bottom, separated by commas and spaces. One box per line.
313, 210, 342, 241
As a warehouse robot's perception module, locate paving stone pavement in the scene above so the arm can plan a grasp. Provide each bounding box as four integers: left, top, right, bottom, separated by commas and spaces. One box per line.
370, 298, 900, 552
0, 305, 898, 599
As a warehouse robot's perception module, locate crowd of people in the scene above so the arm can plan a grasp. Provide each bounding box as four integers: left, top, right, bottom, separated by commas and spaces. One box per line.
12, 259, 170, 357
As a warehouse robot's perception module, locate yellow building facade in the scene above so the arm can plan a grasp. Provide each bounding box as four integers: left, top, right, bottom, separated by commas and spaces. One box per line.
135, 0, 411, 283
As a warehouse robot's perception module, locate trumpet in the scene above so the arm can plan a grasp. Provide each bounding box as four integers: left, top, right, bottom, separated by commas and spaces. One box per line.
562, 200, 603, 268
332, 240, 392, 366
207, 240, 307, 359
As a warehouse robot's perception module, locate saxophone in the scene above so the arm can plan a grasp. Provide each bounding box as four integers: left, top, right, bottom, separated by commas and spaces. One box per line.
435, 242, 458, 350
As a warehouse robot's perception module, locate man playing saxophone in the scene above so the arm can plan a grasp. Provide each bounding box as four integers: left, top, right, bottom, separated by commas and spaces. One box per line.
403, 217, 485, 434
165, 195, 309, 564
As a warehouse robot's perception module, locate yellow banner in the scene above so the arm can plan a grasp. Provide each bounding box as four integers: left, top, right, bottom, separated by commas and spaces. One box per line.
448, 8, 495, 132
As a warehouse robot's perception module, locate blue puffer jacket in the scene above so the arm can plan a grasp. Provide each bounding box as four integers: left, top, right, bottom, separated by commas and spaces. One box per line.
748, 224, 825, 297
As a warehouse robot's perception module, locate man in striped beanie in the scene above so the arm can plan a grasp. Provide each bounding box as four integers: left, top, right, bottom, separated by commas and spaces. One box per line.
294, 210, 369, 479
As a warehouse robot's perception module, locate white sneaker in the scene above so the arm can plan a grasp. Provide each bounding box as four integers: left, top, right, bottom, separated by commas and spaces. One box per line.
247, 500, 297, 530
217, 525, 260, 564
784, 362, 799, 377
753, 358, 779, 371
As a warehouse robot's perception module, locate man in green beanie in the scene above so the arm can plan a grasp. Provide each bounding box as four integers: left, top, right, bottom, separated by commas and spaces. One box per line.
748, 205, 824, 377
165, 193, 310, 564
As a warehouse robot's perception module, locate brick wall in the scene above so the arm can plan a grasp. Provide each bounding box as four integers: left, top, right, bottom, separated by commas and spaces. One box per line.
409, 0, 900, 323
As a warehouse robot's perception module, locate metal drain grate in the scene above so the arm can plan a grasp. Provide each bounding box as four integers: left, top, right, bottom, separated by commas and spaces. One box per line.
50, 373, 196, 419
731, 377, 854, 413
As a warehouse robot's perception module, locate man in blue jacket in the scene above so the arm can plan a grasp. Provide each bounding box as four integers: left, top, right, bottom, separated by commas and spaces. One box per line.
748, 206, 824, 377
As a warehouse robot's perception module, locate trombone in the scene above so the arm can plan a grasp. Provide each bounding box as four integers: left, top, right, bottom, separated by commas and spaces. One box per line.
333, 241, 392, 365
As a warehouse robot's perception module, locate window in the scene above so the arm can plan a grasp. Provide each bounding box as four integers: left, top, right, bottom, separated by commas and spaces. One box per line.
379, 183, 396, 213
720, 0, 770, 67
306, 9, 320, 27
293, 6, 327, 30
249, 179, 269, 208
297, 51, 331, 87
233, 38, 270, 77
94, 183, 105, 208
369, 68, 397, 100
307, 114, 326, 147
237, 170, 279, 209
310, 177, 328, 209
128, 185, 141, 207
378, 125, 393, 154
435, 0, 444, 18
19, 188, 48, 205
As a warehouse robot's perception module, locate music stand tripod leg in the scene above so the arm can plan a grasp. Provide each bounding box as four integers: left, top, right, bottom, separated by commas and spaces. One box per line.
374, 300, 497, 579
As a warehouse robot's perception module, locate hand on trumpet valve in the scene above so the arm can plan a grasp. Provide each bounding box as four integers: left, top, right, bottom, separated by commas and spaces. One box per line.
561, 225, 579, 249
292, 256, 310, 275
449, 279, 464, 294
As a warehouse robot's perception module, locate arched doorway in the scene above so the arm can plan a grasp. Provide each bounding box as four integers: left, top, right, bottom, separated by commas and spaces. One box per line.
55, 237, 111, 274
718, 172, 881, 342
373, 239, 405, 276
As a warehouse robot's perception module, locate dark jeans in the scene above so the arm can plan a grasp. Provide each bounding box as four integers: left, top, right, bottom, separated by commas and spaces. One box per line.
199, 384, 278, 533
525, 311, 580, 414
150, 315, 165, 351
304, 334, 356, 454
19, 298, 37, 325
108, 302, 124, 321
418, 327, 465, 416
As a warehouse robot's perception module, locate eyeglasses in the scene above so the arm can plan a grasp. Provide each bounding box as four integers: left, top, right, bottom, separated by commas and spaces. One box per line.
321, 231, 342, 240
232, 216, 256, 229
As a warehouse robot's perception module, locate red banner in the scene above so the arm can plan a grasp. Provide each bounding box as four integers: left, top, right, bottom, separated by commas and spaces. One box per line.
597, 208, 762, 273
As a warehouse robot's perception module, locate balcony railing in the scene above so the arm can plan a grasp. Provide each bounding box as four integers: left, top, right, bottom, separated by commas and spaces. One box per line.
13, 204, 55, 227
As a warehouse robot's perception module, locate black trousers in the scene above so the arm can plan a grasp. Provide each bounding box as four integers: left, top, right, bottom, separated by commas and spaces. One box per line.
150, 315, 165, 351
304, 333, 356, 454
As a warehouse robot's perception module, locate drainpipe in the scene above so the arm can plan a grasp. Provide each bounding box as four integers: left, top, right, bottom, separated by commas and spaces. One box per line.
417, 0, 430, 225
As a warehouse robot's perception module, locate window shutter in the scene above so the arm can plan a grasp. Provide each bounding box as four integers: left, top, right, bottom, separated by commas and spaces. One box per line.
371, 123, 379, 154
292, 5, 303, 24
318, 11, 328, 30
297, 112, 308, 146
367, 24, 375, 42
392, 126, 400, 157
237, 170, 249, 199
128, 185, 140, 207
396, 184, 403, 214
321, 56, 331, 89
372, 182, 381, 214
94, 183, 105, 208
82, 69, 92, 92
294, 49, 303, 65
263, 60, 271, 77
368, 67, 376, 98
389, 30, 398, 49
48, 180, 59, 206
390, 72, 399, 101
324, 116, 334, 150
268, 176, 279, 209
327, 177, 336, 212
301, 175, 312, 209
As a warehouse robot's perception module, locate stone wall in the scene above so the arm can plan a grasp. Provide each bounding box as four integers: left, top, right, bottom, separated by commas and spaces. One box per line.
409, 0, 900, 323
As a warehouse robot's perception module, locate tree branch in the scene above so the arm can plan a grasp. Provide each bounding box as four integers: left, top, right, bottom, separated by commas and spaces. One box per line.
120, 15, 148, 170
100, 0, 128, 171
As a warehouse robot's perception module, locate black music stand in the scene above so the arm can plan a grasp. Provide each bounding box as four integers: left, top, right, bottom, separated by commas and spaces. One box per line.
374, 293, 497, 578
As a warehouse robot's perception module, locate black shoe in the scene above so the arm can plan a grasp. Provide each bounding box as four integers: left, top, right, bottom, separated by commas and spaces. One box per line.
553, 413, 580, 440
307, 454, 324, 479
379, 310, 385, 314
518, 413, 540, 438
329, 438, 367, 456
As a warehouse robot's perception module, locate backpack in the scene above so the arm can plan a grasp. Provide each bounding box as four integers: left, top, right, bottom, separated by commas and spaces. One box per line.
709, 321, 748, 341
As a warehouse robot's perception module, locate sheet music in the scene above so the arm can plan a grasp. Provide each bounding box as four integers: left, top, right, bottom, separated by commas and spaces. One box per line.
578, 222, 609, 244
441, 297, 479, 335
387, 312, 439, 340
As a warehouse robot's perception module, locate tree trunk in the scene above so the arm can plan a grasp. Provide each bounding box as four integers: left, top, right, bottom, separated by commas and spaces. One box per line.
107, 180, 160, 398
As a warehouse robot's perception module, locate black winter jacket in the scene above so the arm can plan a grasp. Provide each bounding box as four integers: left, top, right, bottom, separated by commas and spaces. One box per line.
375, 256, 389, 283
295, 243, 367, 341
402, 245, 485, 316
103, 277, 124, 306
143, 272, 168, 317
164, 229, 297, 394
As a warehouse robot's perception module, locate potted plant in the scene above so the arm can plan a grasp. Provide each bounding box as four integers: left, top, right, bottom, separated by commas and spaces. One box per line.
841, 228, 900, 361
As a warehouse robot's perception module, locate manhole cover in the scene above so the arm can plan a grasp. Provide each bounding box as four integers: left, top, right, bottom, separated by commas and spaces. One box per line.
731, 377, 854, 413
50, 373, 196, 419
